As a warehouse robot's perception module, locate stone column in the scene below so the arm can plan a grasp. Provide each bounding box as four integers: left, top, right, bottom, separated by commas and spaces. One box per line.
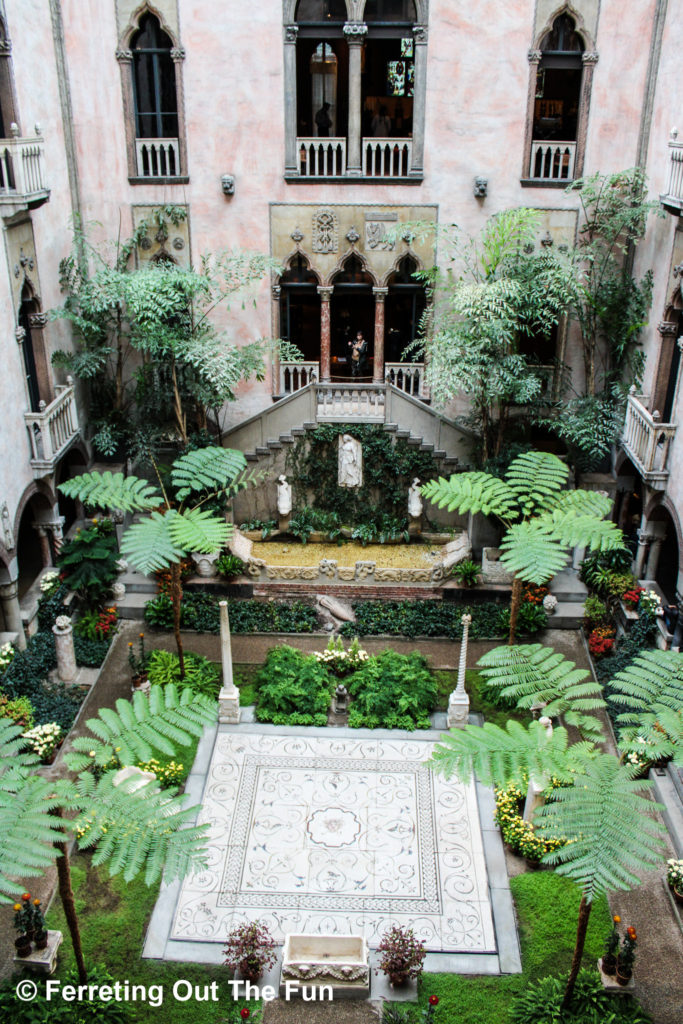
271, 284, 282, 396
344, 23, 367, 176
0, 578, 25, 649
447, 614, 471, 729
53, 615, 76, 683
645, 536, 664, 580
218, 600, 240, 724
410, 25, 428, 176
372, 287, 388, 383
575, 53, 599, 178
49, 516, 65, 557
523, 717, 553, 822
34, 525, 53, 568
522, 50, 542, 179
283, 25, 299, 174
318, 286, 333, 383
170, 46, 188, 178
634, 527, 651, 580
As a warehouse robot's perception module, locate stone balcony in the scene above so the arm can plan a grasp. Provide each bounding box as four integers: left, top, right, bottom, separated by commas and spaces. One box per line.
622, 389, 676, 488
660, 129, 683, 214
24, 379, 80, 477
0, 126, 49, 213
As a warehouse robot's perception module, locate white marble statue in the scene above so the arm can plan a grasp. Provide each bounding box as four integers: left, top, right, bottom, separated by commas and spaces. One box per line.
277, 474, 292, 516
338, 434, 363, 488
408, 477, 423, 518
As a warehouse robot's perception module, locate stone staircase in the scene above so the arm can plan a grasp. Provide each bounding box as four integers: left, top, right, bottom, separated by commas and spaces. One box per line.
548, 568, 588, 629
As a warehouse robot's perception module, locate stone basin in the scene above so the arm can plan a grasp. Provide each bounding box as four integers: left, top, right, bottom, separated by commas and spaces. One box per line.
280, 933, 370, 999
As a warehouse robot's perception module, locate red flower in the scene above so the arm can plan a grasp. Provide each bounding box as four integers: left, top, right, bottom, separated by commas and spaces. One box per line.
429, 995, 439, 1006
21, 893, 31, 902
240, 1010, 250, 1020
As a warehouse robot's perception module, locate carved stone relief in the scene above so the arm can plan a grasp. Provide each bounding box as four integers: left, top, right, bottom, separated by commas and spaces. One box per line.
312, 208, 339, 253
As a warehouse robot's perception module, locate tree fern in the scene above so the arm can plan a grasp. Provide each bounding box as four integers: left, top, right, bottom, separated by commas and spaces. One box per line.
420, 472, 518, 518
0, 765, 67, 900
167, 507, 230, 554
544, 488, 613, 518
59, 471, 161, 512
504, 450, 569, 515
536, 755, 666, 901
607, 650, 683, 766
535, 508, 624, 551
477, 644, 605, 739
119, 512, 186, 574
499, 520, 571, 582
171, 446, 246, 500
65, 684, 217, 772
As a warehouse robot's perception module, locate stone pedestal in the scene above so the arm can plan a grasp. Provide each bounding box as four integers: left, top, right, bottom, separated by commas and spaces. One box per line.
13, 930, 63, 975
52, 615, 76, 683
447, 613, 471, 729
408, 515, 422, 537
0, 578, 25, 650
279, 514, 291, 534
191, 550, 220, 578
218, 600, 240, 724
523, 777, 546, 822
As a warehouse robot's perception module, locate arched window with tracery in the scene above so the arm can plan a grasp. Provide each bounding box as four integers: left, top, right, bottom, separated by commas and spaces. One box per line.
524, 10, 597, 185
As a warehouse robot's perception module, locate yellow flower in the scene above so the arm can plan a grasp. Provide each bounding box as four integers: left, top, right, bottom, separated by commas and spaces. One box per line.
13, 903, 21, 912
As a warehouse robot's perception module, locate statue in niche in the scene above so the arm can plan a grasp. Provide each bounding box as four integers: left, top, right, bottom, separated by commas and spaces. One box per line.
408, 478, 423, 518
338, 434, 363, 488
277, 475, 292, 516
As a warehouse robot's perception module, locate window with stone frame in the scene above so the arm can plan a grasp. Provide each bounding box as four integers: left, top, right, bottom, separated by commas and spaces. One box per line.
523, 10, 598, 187
284, 0, 427, 181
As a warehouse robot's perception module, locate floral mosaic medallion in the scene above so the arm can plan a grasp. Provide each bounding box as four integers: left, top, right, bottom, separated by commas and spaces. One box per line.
170, 732, 496, 953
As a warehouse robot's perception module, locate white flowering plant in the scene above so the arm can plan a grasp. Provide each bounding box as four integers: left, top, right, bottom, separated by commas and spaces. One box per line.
0, 641, 15, 674
39, 570, 61, 595
313, 636, 369, 677
22, 722, 63, 763
638, 589, 662, 616
666, 859, 683, 891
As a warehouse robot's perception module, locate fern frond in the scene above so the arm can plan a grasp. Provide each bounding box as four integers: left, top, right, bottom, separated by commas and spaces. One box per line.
58, 471, 161, 512
119, 512, 186, 573
171, 446, 247, 501
76, 772, 209, 884
499, 520, 570, 583
431, 718, 587, 787
65, 685, 216, 771
536, 509, 625, 551
536, 754, 666, 901
421, 473, 518, 519
477, 644, 605, 739
504, 451, 569, 515
610, 649, 683, 718
167, 508, 230, 554
547, 489, 613, 519
0, 774, 68, 901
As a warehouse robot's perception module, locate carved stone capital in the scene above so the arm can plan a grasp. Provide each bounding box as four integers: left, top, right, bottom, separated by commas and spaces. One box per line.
373, 287, 389, 301
14, 325, 25, 344
28, 312, 48, 329
284, 24, 298, 43
413, 25, 428, 43
271, 284, 281, 300
527, 49, 542, 63
317, 286, 333, 302
115, 49, 133, 63
0, 40, 12, 55
344, 22, 368, 43
170, 47, 186, 62
582, 52, 600, 65
658, 320, 678, 336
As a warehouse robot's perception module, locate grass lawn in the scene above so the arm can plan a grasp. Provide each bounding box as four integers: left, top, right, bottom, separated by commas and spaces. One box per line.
434, 669, 528, 728
233, 663, 259, 706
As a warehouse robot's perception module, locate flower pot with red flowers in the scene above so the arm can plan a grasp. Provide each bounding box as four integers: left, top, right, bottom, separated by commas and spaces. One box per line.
616, 926, 637, 985
601, 915, 621, 975
31, 898, 47, 949
223, 921, 276, 984
13, 892, 35, 947
377, 925, 426, 987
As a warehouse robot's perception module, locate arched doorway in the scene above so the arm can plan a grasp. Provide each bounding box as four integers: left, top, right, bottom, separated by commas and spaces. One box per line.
330, 254, 375, 379
614, 456, 643, 560
279, 253, 321, 361
18, 283, 44, 412
385, 254, 425, 362
646, 505, 680, 604
15, 492, 53, 598
56, 448, 88, 532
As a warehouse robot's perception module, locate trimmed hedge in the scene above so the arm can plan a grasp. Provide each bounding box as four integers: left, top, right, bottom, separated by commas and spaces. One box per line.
339, 600, 507, 639
144, 592, 318, 634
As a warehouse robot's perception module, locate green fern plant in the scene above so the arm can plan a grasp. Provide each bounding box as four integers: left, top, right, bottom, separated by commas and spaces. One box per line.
477, 644, 605, 739
422, 450, 625, 641
60, 446, 251, 675
608, 649, 683, 765
0, 687, 216, 985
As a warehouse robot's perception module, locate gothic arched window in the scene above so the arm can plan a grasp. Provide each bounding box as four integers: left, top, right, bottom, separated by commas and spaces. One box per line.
131, 14, 178, 140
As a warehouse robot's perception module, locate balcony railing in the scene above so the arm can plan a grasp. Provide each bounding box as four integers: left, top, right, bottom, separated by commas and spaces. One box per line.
384, 362, 424, 396
135, 138, 180, 178
280, 361, 318, 394
362, 138, 412, 178
622, 390, 676, 488
529, 141, 576, 182
25, 380, 80, 477
660, 129, 683, 212
0, 130, 49, 206
316, 383, 386, 421
297, 137, 346, 177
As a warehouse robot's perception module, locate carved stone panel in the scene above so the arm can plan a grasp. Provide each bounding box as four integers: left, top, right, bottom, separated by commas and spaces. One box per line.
312, 208, 339, 254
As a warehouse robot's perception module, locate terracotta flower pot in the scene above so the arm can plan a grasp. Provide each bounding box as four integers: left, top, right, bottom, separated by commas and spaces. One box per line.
602, 954, 617, 976
615, 967, 632, 986
672, 885, 683, 906
389, 973, 409, 987
14, 936, 31, 957
34, 930, 48, 951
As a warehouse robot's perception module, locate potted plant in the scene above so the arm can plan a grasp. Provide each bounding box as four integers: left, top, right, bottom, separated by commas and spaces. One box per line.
223, 921, 276, 983
451, 559, 481, 588
128, 632, 150, 689
602, 915, 621, 975
377, 925, 426, 987
666, 859, 683, 904
616, 925, 637, 985
32, 898, 48, 950
13, 892, 34, 955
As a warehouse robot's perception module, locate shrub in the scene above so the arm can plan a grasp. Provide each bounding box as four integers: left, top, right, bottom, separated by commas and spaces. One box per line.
137, 757, 185, 788
451, 559, 481, 587
340, 600, 506, 639
498, 602, 548, 637
144, 592, 318, 634
216, 552, 245, 578
579, 548, 632, 589
312, 635, 369, 676
22, 722, 63, 763
494, 782, 566, 863
588, 626, 616, 659
583, 595, 610, 628
346, 650, 437, 730
0, 629, 82, 730
223, 921, 277, 983
146, 649, 221, 698
0, 694, 34, 729
74, 633, 114, 668
377, 925, 426, 985
57, 518, 119, 607
255, 646, 332, 726
74, 606, 119, 640
509, 969, 651, 1023
0, 641, 16, 675
239, 518, 276, 539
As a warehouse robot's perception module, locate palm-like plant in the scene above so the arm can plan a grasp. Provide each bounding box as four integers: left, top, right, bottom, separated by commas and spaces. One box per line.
608, 649, 683, 766
59, 446, 250, 674
421, 449, 625, 641
433, 719, 665, 1008
0, 687, 216, 983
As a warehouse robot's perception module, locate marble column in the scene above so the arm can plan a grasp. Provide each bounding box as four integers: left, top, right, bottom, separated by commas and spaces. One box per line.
645, 536, 665, 580
447, 614, 471, 729
523, 717, 553, 822
410, 24, 428, 176
522, 50, 542, 179
318, 286, 333, 383
372, 287, 388, 383
218, 600, 240, 724
634, 529, 651, 580
34, 525, 53, 568
344, 23, 367, 176
53, 615, 76, 683
271, 284, 282, 396
0, 578, 25, 649
575, 53, 599, 178
283, 25, 299, 174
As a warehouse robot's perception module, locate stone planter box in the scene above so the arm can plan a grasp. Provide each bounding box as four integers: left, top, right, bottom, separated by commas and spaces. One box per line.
481, 547, 514, 585
13, 930, 63, 975
280, 933, 370, 999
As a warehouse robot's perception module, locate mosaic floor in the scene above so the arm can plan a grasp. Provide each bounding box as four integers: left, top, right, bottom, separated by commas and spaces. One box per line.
170, 732, 496, 953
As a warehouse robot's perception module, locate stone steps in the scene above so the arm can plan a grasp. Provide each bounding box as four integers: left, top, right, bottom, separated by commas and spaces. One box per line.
549, 601, 586, 629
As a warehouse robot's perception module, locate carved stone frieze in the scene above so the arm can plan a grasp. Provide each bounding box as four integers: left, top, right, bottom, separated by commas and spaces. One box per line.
319, 559, 338, 578
658, 320, 679, 335
28, 313, 48, 328
266, 565, 319, 580
343, 22, 368, 43
365, 222, 395, 251
346, 225, 360, 245
282, 963, 369, 983
355, 561, 375, 580
284, 24, 299, 43
246, 558, 266, 577
312, 209, 339, 253
337, 566, 356, 580
582, 52, 600, 64
115, 49, 133, 63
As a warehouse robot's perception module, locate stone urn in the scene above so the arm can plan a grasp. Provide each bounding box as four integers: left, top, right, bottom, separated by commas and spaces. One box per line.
542, 593, 558, 614
191, 551, 220, 578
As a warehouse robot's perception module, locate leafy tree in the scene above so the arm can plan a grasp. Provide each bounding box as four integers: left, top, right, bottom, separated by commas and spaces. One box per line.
52, 208, 284, 456
433, 716, 665, 1008
422, 449, 625, 641
417, 210, 575, 462
0, 688, 216, 983
59, 446, 251, 674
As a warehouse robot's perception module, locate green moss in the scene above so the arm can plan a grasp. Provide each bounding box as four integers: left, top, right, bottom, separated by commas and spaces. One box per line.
233, 663, 259, 706
435, 669, 528, 728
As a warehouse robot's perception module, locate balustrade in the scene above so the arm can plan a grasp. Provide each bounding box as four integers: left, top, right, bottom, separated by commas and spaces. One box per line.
0, 133, 48, 198
622, 391, 676, 487
315, 383, 386, 421
280, 361, 319, 394
25, 381, 80, 476
135, 138, 180, 178
384, 363, 423, 396
662, 132, 683, 211
529, 141, 576, 182
297, 138, 346, 177
362, 138, 412, 178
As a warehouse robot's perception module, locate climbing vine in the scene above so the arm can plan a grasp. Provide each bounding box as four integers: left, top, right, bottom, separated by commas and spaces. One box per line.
284, 424, 439, 530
